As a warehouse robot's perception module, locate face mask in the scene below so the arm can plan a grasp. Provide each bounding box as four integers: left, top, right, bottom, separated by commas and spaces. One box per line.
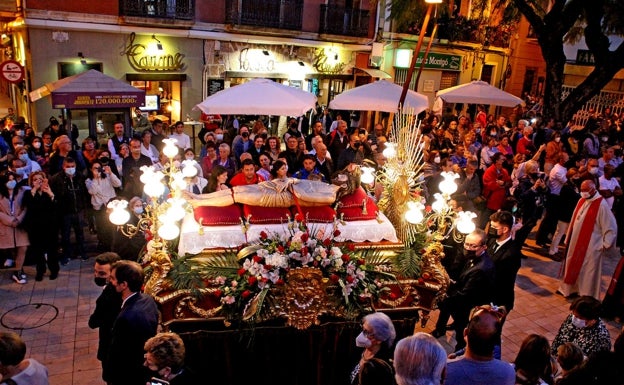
216, 134, 224, 141
19, 154, 29, 162
241, 132, 249, 138
16, 130, 24, 137
476, 128, 481, 134
571, 315, 586, 328
490, 131, 497, 136
512, 206, 518, 213
488, 227, 499, 238
463, 249, 478, 259
33, 142, 41, 149
65, 167, 76, 176
601, 136, 609, 142
134, 207, 144, 215
353, 142, 361, 150
580, 191, 592, 199
434, 156, 441, 164
94, 277, 107, 287
355, 332, 372, 348
6, 180, 16, 189
15, 167, 27, 176
588, 167, 598, 175
185, 156, 194, 161
554, 137, 561, 142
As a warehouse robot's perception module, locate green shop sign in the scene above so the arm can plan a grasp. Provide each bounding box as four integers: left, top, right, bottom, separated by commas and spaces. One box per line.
415, 53, 462, 71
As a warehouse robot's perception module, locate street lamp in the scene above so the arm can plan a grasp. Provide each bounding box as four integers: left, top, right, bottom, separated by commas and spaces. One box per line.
398, 0, 443, 107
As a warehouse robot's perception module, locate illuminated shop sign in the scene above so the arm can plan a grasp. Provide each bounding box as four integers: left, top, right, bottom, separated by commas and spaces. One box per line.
122, 32, 185, 72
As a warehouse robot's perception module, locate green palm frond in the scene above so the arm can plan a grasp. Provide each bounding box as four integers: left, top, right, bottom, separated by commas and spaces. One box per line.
167, 254, 206, 296
192, 251, 240, 278
395, 247, 423, 278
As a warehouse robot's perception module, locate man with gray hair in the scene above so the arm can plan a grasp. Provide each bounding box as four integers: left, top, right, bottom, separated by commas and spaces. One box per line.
431, 229, 495, 351
394, 332, 446, 385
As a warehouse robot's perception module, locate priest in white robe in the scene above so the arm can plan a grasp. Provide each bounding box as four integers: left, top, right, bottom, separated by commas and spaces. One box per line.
558, 180, 617, 299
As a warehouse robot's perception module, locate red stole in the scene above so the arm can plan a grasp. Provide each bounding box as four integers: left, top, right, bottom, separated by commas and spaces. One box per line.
563, 197, 603, 284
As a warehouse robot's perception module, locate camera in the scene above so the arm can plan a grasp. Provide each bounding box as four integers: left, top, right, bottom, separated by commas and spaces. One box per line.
538, 172, 546, 180
150, 378, 169, 385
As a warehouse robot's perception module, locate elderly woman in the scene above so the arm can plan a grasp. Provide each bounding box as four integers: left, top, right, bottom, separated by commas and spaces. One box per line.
144, 332, 197, 385
21, 171, 59, 281
350, 312, 396, 385
552, 296, 612, 358
0, 172, 29, 283
393, 333, 446, 385
111, 196, 147, 261
212, 142, 236, 179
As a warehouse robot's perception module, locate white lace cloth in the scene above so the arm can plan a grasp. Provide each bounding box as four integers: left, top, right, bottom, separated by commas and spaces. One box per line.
178, 212, 399, 255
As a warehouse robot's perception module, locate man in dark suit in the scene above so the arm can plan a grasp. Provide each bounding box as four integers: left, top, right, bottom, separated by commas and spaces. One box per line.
487, 211, 522, 313
431, 229, 495, 351
88, 252, 122, 385
106, 260, 159, 385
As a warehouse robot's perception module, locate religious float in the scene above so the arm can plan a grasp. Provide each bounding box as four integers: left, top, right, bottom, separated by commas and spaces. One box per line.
108, 112, 477, 385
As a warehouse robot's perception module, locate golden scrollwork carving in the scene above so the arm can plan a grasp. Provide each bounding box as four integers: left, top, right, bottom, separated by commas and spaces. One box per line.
274, 267, 331, 330
144, 243, 173, 297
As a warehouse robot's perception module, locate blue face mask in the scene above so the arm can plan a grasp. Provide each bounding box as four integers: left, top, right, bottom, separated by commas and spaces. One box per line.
6, 180, 16, 189
19, 154, 29, 162
65, 167, 76, 176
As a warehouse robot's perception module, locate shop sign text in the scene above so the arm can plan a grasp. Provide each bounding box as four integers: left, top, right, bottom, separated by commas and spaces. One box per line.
121, 32, 185, 72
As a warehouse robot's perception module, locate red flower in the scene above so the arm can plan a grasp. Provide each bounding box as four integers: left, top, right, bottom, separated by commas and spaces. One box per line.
356, 258, 365, 266
301, 233, 309, 242
333, 229, 341, 237
301, 246, 308, 255
144, 229, 153, 242
330, 274, 340, 282
341, 254, 350, 263
417, 278, 425, 285
389, 292, 398, 300
276, 279, 284, 285
248, 276, 257, 286
348, 243, 355, 251
294, 213, 303, 222
253, 255, 263, 263
425, 205, 432, 213
277, 245, 285, 253
346, 275, 354, 283
214, 289, 222, 298
260, 277, 269, 283
237, 268, 246, 276
323, 238, 331, 246
259, 231, 268, 240
242, 290, 252, 299
264, 264, 273, 270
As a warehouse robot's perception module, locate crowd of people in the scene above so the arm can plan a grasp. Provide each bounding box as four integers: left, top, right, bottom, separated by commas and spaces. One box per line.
2, 102, 624, 384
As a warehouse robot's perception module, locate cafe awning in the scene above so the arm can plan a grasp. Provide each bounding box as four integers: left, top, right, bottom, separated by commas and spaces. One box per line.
30, 69, 145, 109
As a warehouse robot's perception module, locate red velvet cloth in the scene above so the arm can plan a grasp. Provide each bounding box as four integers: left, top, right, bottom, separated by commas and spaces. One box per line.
243, 205, 293, 224
194, 205, 243, 226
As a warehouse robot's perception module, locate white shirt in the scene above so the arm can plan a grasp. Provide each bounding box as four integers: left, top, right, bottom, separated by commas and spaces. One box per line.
169, 132, 191, 150
548, 163, 567, 195
599, 175, 620, 208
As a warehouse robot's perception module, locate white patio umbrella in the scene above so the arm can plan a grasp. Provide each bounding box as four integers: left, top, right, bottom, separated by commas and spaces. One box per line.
328, 80, 429, 114
195, 78, 316, 116
436, 80, 524, 107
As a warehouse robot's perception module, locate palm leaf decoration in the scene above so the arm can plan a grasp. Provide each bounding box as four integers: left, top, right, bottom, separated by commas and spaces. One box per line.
167, 254, 207, 297
192, 250, 240, 278
394, 247, 423, 279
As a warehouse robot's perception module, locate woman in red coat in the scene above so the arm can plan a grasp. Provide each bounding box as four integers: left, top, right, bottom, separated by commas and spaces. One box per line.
481, 153, 511, 227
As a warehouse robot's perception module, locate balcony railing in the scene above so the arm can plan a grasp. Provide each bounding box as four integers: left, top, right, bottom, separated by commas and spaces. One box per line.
319, 5, 369, 37
119, 0, 195, 20
225, 0, 303, 30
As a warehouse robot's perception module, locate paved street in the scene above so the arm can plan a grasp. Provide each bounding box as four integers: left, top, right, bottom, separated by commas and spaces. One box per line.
0, 235, 622, 385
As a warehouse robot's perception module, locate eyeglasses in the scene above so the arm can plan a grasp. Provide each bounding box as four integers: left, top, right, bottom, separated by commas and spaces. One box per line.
469, 304, 507, 322
362, 326, 375, 338
464, 243, 482, 250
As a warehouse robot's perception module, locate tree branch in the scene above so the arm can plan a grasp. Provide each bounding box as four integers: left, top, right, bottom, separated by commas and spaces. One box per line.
511, 0, 544, 35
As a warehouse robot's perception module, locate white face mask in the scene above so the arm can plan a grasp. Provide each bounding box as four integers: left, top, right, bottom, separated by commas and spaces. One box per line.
588, 167, 598, 175
6, 180, 16, 189
434, 156, 441, 164
133, 207, 144, 215
554, 137, 561, 142
65, 167, 76, 176
215, 134, 224, 141
33, 142, 42, 149
580, 191, 592, 199
571, 315, 586, 328
355, 332, 372, 348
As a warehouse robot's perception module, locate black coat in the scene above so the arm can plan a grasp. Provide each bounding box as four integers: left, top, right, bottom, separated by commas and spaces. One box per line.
105, 292, 159, 385
445, 251, 496, 313
487, 238, 522, 310
88, 284, 122, 362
